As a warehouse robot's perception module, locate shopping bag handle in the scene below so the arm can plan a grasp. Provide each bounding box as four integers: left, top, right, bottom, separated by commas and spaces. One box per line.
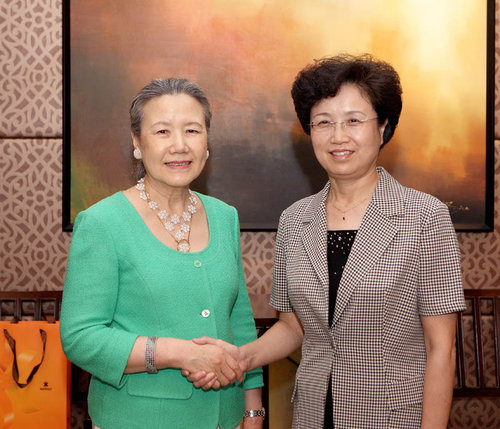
3, 328, 47, 388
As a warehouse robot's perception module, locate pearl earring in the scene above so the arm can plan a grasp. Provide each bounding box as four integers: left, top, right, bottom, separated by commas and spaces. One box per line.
133, 148, 142, 160
206, 150, 210, 160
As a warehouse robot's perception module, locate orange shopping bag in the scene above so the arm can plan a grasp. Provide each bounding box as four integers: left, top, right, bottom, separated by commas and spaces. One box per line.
0, 321, 16, 429
0, 321, 70, 429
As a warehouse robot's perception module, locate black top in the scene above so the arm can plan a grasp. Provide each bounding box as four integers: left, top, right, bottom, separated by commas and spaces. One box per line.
327, 230, 357, 327
325, 230, 357, 429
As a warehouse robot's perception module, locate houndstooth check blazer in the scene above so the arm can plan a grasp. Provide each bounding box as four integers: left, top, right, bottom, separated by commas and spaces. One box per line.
270, 167, 466, 429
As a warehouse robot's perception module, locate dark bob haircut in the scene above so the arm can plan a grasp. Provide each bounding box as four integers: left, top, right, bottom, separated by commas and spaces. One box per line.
291, 54, 402, 147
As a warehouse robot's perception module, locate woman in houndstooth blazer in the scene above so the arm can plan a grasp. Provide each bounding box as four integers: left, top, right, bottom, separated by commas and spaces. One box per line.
189, 54, 466, 428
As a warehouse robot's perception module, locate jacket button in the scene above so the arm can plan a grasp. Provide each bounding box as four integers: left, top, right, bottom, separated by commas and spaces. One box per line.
194, 260, 202, 267
201, 309, 211, 318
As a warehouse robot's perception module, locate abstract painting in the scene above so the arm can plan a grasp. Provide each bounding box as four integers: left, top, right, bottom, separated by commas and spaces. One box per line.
63, 0, 494, 230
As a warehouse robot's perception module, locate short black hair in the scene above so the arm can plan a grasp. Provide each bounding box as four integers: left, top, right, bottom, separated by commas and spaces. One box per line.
291, 54, 402, 147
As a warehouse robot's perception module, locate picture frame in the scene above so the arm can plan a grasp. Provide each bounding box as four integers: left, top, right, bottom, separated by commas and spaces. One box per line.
63, 0, 495, 232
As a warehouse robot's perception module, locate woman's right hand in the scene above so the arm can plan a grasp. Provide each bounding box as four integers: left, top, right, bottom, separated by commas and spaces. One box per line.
181, 340, 244, 388
182, 337, 249, 390
125, 336, 243, 388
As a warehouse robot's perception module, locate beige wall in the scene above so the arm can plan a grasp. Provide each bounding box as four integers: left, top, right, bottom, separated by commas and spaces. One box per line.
0, 1, 499, 427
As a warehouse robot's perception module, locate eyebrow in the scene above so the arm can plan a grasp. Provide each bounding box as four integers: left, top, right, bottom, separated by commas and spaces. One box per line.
150, 120, 203, 128
150, 120, 171, 128
184, 121, 203, 127
312, 110, 367, 118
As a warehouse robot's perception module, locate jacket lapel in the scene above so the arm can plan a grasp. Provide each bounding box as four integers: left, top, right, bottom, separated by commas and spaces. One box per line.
302, 183, 330, 301
333, 167, 404, 326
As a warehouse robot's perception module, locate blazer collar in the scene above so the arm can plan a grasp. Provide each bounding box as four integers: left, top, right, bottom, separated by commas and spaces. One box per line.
370, 166, 405, 218
299, 167, 406, 327
302, 180, 331, 224
301, 182, 330, 318
332, 166, 403, 326
301, 166, 405, 222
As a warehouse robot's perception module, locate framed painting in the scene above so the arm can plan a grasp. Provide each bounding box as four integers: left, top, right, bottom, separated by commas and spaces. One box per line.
63, 0, 495, 231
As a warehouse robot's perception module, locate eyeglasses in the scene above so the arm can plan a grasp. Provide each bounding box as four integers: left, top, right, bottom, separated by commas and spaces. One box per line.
308, 116, 378, 132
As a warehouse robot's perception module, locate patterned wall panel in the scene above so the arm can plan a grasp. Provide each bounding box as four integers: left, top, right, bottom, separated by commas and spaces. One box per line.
457, 141, 500, 289
0, 0, 62, 137
449, 398, 500, 429
241, 231, 277, 317
0, 139, 71, 291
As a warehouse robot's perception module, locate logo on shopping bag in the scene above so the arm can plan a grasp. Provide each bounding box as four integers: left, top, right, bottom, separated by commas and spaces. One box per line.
40, 381, 52, 391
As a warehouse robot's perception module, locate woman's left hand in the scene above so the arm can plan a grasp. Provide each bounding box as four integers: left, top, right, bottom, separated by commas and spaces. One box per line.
421, 312, 458, 429
243, 388, 263, 429
242, 417, 264, 429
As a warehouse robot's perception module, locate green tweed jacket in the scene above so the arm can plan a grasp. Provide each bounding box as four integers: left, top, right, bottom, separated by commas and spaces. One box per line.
60, 192, 263, 429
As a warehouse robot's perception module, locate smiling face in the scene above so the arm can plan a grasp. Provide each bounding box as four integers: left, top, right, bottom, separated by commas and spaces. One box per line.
309, 83, 386, 182
132, 93, 208, 191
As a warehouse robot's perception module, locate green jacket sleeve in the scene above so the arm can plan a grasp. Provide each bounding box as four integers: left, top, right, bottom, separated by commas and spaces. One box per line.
60, 210, 138, 389
229, 207, 264, 390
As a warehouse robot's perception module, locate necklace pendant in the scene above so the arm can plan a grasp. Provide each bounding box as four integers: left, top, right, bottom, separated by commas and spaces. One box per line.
177, 240, 190, 252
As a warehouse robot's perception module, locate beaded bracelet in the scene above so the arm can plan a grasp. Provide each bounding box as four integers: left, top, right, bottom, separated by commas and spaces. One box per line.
145, 336, 158, 374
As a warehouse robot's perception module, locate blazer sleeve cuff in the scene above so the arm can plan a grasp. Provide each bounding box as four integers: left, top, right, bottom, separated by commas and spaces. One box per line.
243, 367, 264, 390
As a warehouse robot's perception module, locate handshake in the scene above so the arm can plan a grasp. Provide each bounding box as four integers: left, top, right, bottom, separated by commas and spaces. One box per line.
180, 336, 250, 390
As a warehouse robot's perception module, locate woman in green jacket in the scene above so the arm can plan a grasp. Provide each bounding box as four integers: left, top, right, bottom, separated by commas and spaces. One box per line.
60, 78, 263, 429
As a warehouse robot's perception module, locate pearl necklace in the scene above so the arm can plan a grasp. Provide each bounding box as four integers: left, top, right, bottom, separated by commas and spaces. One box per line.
136, 178, 197, 252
